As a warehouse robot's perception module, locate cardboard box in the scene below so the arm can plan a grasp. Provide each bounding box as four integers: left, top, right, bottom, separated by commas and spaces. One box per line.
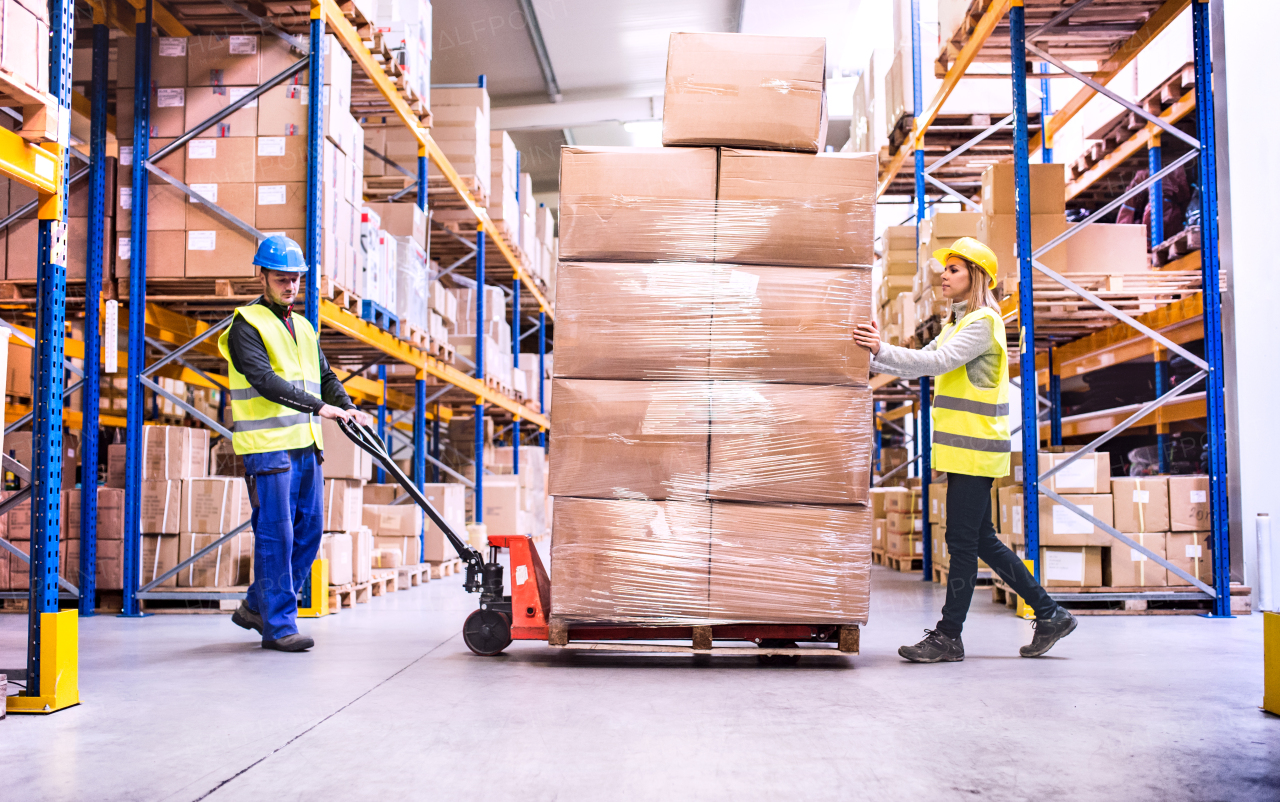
883, 487, 919, 513
116, 88, 185, 138
868, 488, 888, 519
707, 501, 870, 623
1165, 532, 1213, 587
371, 547, 402, 569
886, 531, 922, 557
548, 379, 711, 501
362, 504, 420, 538
981, 163, 1066, 216
716, 149, 877, 268
117, 35, 188, 88
256, 83, 308, 135
352, 526, 373, 583
143, 426, 209, 480
708, 383, 872, 505
176, 531, 252, 587
61, 487, 125, 541
324, 478, 364, 532
255, 135, 309, 182
374, 535, 419, 566
185, 182, 255, 230
141, 480, 182, 535
558, 146, 718, 263
185, 137, 256, 183
550, 497, 711, 623
1040, 546, 1103, 587
1064, 224, 1150, 274
1038, 451, 1110, 494
187, 34, 260, 86
362, 483, 402, 506
321, 416, 372, 480
184, 86, 259, 138
928, 483, 948, 525
1037, 494, 1114, 546
180, 477, 250, 535
106, 444, 127, 488
886, 511, 921, 535
1111, 476, 1170, 533
255, 182, 306, 229
998, 486, 1024, 542
115, 230, 186, 278
1168, 475, 1211, 531
1106, 532, 1167, 588
872, 518, 886, 549
482, 476, 527, 537
662, 32, 827, 152
421, 483, 466, 562
322, 532, 353, 585
976, 213, 1068, 278
140, 533, 179, 588
367, 202, 427, 248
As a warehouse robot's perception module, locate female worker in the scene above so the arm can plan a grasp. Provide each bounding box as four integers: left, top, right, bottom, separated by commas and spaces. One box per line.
853, 237, 1077, 662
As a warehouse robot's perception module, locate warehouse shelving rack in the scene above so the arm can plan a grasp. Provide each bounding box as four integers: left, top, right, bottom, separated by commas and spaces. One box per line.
880, 0, 1230, 615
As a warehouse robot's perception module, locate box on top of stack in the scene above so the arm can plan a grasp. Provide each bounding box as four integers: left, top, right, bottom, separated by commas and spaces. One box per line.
549, 32, 875, 628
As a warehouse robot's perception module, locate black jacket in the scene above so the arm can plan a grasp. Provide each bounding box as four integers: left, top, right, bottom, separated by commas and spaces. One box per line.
224, 297, 355, 415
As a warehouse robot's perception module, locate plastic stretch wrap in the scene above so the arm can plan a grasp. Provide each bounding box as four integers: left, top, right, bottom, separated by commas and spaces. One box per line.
394, 236, 428, 331
558, 147, 876, 267
548, 379, 873, 505
554, 262, 872, 383
551, 498, 871, 625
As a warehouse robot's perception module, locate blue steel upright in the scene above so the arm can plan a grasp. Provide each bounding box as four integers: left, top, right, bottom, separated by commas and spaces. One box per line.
873, 400, 882, 472
1154, 351, 1170, 473
474, 229, 486, 523
376, 364, 387, 483
537, 310, 546, 449
80, 19, 111, 616
910, 0, 931, 580
1048, 347, 1062, 446
121, 0, 154, 618
416, 147, 428, 502
1010, 1, 1041, 579
431, 413, 441, 483
1148, 135, 1163, 251
304, 17, 324, 328
512, 276, 520, 474
1192, 2, 1230, 616
28, 0, 74, 682
1039, 62, 1052, 163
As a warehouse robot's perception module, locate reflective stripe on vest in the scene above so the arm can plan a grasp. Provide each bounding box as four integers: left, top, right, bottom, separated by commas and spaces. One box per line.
930, 307, 1011, 478
217, 303, 326, 455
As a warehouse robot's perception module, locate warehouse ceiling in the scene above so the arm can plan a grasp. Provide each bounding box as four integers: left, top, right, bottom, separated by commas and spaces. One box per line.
431, 0, 864, 201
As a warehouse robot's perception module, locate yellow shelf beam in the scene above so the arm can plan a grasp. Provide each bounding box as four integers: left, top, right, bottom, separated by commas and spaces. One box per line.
320, 298, 548, 428
0, 127, 61, 197
877, 0, 1011, 199
320, 0, 554, 319
119, 0, 190, 37
1030, 0, 1190, 155
1066, 89, 1196, 201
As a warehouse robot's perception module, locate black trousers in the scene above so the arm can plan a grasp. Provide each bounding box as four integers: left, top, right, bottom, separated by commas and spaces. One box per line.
936, 473, 1057, 639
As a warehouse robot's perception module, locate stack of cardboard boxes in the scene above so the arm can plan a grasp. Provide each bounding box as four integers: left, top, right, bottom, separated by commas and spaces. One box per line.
320, 416, 375, 585
881, 487, 923, 562
877, 225, 916, 345
487, 445, 549, 540
374, 0, 432, 112
448, 285, 520, 392
548, 33, 875, 626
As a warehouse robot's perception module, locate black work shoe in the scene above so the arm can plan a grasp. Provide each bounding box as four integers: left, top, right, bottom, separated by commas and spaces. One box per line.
262, 634, 314, 652
231, 603, 263, 635
898, 629, 965, 663
1020, 606, 1077, 658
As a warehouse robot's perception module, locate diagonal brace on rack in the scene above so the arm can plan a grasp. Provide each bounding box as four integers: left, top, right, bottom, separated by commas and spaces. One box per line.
873, 453, 921, 487
925, 113, 1014, 176
137, 519, 253, 594
435, 252, 474, 281
212, 0, 307, 50
139, 375, 233, 440
146, 163, 265, 243
143, 315, 234, 379
924, 173, 981, 211
144, 337, 228, 392
0, 535, 80, 596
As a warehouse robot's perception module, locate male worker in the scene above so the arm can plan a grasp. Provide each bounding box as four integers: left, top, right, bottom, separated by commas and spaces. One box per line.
218, 235, 372, 652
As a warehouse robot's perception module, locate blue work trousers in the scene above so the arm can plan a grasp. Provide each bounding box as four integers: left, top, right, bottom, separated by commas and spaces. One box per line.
243, 446, 323, 641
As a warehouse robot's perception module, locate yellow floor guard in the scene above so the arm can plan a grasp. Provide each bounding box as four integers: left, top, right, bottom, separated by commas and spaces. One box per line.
7, 609, 80, 714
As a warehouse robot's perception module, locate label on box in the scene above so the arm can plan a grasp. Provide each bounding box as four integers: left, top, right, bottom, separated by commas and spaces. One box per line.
913, 518, 922, 532
1130, 547, 1148, 562
1012, 506, 1022, 535
932, 498, 939, 514
117, 237, 130, 260
1190, 490, 1207, 503
119, 145, 133, 166
1054, 456, 1096, 490
1044, 549, 1084, 582
229, 35, 258, 55
1052, 503, 1094, 535
1186, 544, 1203, 559
915, 541, 923, 554
189, 183, 218, 203
188, 230, 216, 251
228, 86, 259, 108
1132, 489, 1150, 503
157, 88, 185, 108
188, 140, 217, 159
258, 185, 287, 205
727, 269, 760, 296
1014, 466, 1023, 482
257, 137, 286, 157
158, 37, 186, 57
118, 187, 132, 210
298, 85, 331, 106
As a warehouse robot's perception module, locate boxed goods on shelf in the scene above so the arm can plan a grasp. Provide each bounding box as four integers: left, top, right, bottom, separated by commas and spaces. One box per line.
140, 480, 182, 534
179, 477, 250, 536
1111, 476, 1170, 533
143, 426, 209, 481
140, 533, 180, 588
981, 164, 1067, 216
662, 33, 826, 152
1038, 451, 1110, 494
1063, 224, 1150, 274
374, 535, 420, 566
1037, 493, 1114, 546
1105, 532, 1167, 587
489, 130, 518, 224
176, 531, 253, 588
1168, 475, 1210, 531
976, 212, 1068, 278
1040, 546, 1104, 588
322, 532, 354, 585
1166, 532, 1212, 586
420, 483, 466, 562
428, 85, 491, 200
321, 417, 373, 480
363, 504, 421, 538
324, 478, 365, 532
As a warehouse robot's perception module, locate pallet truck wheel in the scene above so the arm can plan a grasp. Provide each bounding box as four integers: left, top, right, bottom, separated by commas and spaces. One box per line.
463, 609, 512, 656
757, 639, 801, 667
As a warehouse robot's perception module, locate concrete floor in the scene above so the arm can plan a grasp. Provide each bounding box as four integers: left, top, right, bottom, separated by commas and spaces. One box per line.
0, 566, 1275, 802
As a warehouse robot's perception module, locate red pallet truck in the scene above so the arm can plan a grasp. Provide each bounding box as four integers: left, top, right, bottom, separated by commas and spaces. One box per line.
338, 420, 859, 662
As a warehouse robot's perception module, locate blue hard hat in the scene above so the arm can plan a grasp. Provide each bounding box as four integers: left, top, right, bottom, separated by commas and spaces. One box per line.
253, 235, 307, 272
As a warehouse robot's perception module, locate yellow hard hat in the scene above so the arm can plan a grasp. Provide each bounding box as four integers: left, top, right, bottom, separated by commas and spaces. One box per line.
933, 236, 998, 289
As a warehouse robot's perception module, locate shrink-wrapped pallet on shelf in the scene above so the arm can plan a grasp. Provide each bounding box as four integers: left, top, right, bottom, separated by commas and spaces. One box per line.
550, 38, 876, 626
393, 236, 429, 334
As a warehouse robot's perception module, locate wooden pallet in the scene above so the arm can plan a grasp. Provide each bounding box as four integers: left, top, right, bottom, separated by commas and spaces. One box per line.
321, 274, 359, 311
991, 579, 1253, 616
397, 563, 430, 588
330, 581, 371, 608
1151, 226, 1202, 267
404, 323, 429, 348
0, 65, 60, 144
871, 548, 885, 566
370, 568, 399, 596
883, 551, 924, 573
425, 176, 488, 209
428, 558, 463, 579
932, 564, 995, 586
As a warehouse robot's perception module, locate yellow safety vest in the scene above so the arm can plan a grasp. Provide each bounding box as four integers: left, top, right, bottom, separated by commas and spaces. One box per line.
930, 306, 1011, 477
217, 303, 325, 455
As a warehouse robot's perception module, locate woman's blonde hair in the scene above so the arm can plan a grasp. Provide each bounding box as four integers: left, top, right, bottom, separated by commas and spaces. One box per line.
947, 258, 1002, 324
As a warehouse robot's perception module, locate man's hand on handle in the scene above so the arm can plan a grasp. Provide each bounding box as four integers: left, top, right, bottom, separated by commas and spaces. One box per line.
853, 320, 883, 355
319, 405, 374, 428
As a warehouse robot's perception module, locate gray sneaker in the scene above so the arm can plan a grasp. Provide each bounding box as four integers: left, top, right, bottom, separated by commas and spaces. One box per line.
1020, 606, 1077, 658
231, 602, 263, 634
898, 629, 965, 663
262, 633, 314, 652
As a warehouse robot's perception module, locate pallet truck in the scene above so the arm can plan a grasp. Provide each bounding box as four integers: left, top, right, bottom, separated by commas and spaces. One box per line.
338, 419, 860, 662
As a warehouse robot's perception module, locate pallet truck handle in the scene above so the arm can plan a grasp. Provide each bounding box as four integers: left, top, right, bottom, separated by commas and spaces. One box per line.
335, 417, 485, 577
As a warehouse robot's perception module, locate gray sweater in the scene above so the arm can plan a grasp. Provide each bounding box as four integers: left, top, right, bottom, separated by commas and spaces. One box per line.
870, 302, 1004, 389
